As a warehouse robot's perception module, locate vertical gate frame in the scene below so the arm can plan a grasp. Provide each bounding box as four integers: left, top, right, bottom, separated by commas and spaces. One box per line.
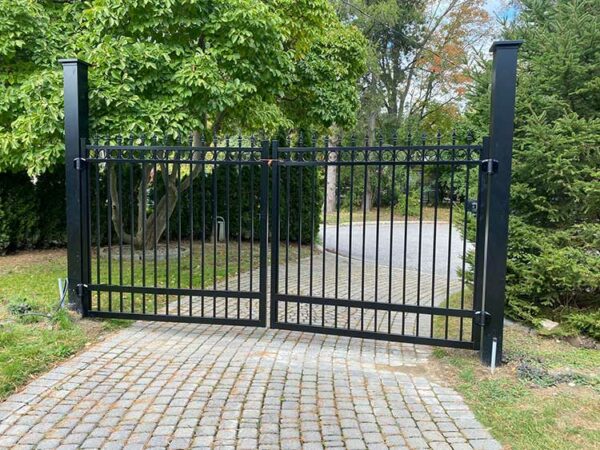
479, 40, 523, 366
269, 140, 280, 328
60, 58, 90, 314
259, 140, 270, 326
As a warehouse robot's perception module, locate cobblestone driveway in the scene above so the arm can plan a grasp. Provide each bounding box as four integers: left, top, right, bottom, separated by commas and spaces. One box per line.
0, 254, 499, 450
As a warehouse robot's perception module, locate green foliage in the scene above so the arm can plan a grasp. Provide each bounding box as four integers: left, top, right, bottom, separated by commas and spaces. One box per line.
166, 165, 262, 242
35, 167, 67, 245
506, 218, 600, 324
0, 169, 67, 253
0, 0, 367, 176
511, 113, 600, 226
165, 162, 322, 245
462, 0, 600, 337
564, 310, 600, 340
279, 163, 324, 244
0, 172, 40, 253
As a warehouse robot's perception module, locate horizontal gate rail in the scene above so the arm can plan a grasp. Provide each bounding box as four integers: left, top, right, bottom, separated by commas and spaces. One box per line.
273, 323, 476, 349
84, 158, 270, 166
275, 294, 476, 317
278, 144, 481, 151
87, 311, 260, 327
275, 159, 482, 167
86, 284, 262, 299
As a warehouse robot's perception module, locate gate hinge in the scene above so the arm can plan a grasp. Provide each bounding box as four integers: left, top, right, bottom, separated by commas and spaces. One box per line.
480, 159, 498, 174
474, 310, 492, 327
76, 283, 88, 297
74, 157, 87, 171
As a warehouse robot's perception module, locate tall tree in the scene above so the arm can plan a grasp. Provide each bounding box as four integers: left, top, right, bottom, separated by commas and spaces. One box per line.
335, 0, 490, 128
332, 0, 489, 211
0, 0, 367, 247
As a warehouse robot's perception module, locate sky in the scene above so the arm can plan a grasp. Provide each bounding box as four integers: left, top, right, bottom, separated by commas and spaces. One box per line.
485, 0, 519, 22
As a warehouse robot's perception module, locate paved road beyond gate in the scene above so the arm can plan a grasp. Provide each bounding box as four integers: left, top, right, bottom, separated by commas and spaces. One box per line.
60, 41, 521, 366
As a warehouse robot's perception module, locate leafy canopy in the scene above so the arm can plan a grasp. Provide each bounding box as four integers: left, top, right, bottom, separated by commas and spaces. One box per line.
0, 0, 367, 175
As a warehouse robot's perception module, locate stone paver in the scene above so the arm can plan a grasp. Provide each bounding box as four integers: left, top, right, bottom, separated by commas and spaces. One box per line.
0, 252, 497, 449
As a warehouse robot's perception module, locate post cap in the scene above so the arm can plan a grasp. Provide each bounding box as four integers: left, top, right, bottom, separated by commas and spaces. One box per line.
489, 40, 524, 53
58, 58, 91, 66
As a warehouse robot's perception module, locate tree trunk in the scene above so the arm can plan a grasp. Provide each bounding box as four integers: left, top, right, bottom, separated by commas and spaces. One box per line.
109, 131, 204, 250
363, 113, 376, 212
326, 133, 338, 214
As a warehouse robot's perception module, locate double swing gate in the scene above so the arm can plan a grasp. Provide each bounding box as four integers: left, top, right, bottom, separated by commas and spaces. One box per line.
60, 41, 520, 365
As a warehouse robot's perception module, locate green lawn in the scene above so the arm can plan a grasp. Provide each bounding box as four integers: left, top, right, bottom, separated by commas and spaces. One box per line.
433, 291, 600, 450
0, 241, 310, 400
326, 205, 451, 224
89, 240, 262, 313
0, 249, 129, 400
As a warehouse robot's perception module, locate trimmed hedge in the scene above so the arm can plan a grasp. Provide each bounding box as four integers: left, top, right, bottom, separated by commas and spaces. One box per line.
1, 161, 323, 253
0, 170, 66, 254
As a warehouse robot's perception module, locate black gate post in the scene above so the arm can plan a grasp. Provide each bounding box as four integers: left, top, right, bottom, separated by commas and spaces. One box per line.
480, 41, 522, 365
59, 59, 90, 315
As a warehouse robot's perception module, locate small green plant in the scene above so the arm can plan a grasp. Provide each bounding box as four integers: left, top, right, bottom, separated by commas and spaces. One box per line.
564, 310, 600, 340
7, 298, 33, 316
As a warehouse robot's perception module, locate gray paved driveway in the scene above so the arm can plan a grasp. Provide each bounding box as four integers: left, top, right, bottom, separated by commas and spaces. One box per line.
320, 222, 473, 280
0, 254, 498, 450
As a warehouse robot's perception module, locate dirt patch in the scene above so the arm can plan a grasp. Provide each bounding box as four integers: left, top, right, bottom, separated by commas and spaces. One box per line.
0, 248, 66, 274
374, 363, 432, 377
565, 334, 599, 350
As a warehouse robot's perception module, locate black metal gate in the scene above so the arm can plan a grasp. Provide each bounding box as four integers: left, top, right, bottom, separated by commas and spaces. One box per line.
73, 133, 269, 327
269, 134, 490, 349
60, 40, 521, 365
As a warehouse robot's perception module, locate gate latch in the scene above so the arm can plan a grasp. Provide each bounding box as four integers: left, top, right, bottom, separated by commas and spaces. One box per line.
474, 310, 492, 327
260, 158, 282, 167
480, 159, 498, 174
74, 157, 87, 171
